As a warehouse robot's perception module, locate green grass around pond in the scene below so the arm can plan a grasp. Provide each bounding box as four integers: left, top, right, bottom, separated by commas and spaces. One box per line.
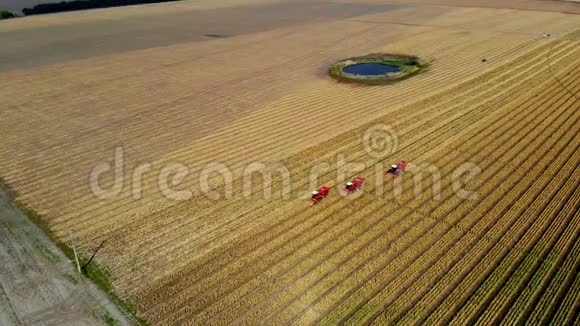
329, 53, 427, 85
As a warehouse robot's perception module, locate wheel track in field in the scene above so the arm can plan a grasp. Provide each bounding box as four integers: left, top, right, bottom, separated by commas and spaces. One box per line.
90, 40, 576, 282
386, 144, 580, 325
119, 48, 580, 308
186, 55, 580, 324
255, 74, 580, 326
125, 50, 576, 316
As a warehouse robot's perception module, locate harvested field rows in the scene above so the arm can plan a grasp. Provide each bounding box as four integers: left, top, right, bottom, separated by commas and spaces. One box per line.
0, 0, 578, 324
98, 39, 566, 269
16, 30, 533, 213
70, 35, 572, 255
141, 37, 580, 325
204, 67, 580, 326
110, 40, 580, 298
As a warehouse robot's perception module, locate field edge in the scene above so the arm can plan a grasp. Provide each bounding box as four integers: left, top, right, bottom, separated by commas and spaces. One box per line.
0, 177, 149, 326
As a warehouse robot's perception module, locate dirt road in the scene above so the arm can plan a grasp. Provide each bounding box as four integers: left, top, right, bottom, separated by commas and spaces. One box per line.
0, 186, 130, 326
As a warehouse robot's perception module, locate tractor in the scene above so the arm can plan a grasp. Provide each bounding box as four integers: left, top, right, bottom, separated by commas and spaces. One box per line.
386, 160, 408, 177
344, 176, 365, 196
311, 186, 330, 206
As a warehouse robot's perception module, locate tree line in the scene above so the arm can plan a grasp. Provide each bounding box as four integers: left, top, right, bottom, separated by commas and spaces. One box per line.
22, 0, 180, 16
0, 10, 15, 19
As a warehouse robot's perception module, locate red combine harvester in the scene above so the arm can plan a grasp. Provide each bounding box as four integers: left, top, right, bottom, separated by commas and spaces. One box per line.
311, 186, 330, 206
344, 176, 365, 196
386, 160, 408, 177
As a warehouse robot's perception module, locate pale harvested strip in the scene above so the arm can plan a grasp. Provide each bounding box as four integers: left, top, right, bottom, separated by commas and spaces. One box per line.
0, 23, 454, 185
3, 6, 560, 183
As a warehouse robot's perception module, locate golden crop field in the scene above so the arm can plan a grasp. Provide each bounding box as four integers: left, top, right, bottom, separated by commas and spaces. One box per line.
0, 0, 579, 324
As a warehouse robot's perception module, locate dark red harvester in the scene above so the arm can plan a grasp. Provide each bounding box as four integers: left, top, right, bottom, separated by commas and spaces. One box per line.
310, 186, 330, 206
344, 176, 365, 196
386, 160, 408, 177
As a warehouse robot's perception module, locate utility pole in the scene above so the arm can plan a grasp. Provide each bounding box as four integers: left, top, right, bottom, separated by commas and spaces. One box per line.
81, 240, 106, 275
69, 230, 81, 274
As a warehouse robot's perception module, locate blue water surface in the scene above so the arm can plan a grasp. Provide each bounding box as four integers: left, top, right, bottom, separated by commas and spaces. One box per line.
342, 62, 400, 76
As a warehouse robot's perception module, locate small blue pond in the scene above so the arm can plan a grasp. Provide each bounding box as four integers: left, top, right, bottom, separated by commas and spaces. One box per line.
342, 63, 400, 76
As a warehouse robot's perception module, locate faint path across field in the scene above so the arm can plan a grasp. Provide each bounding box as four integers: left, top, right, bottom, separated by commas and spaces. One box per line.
0, 186, 130, 325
